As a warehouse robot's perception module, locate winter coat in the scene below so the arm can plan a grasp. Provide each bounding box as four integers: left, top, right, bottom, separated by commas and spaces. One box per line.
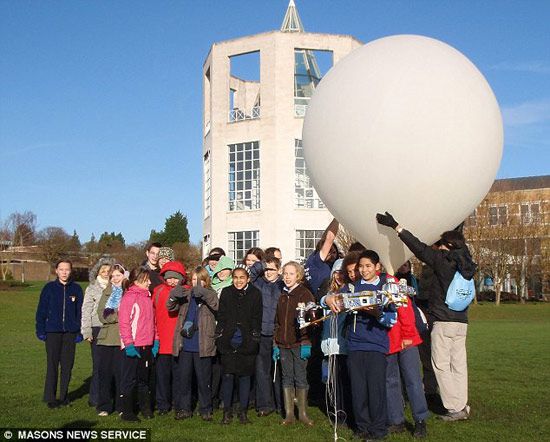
249, 261, 283, 336
35, 279, 83, 335
81, 281, 105, 339
118, 285, 158, 348
152, 283, 180, 355
81, 257, 116, 339
96, 284, 121, 347
398, 229, 477, 323
387, 298, 422, 354
274, 284, 315, 349
167, 285, 219, 358
211, 256, 235, 294
216, 284, 262, 376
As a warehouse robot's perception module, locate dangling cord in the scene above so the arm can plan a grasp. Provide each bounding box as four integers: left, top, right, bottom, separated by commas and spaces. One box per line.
325, 315, 347, 441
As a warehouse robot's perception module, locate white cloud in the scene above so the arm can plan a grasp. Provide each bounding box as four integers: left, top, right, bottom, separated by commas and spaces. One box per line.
491, 61, 550, 74
502, 99, 550, 127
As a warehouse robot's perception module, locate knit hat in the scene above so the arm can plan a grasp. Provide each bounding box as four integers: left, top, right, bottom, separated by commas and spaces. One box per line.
206, 247, 226, 261
164, 270, 184, 281
158, 247, 175, 261
331, 258, 344, 277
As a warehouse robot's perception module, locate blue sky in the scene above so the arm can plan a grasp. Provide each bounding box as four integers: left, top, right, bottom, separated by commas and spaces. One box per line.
1, 0, 549, 244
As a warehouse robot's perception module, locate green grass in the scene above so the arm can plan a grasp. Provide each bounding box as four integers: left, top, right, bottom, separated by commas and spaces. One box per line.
1, 283, 549, 441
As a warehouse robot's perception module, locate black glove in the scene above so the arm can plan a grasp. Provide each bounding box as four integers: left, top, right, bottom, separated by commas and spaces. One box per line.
376, 211, 398, 229
169, 286, 186, 299
192, 286, 204, 299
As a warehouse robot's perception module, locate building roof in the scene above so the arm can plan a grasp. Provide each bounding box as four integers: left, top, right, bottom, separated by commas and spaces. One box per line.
490, 175, 550, 192
281, 0, 304, 33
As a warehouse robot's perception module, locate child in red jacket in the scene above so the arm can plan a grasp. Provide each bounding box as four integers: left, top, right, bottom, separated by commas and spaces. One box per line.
152, 261, 187, 415
386, 287, 429, 438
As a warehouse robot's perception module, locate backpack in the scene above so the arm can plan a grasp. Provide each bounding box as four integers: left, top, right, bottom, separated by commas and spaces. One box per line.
445, 271, 475, 311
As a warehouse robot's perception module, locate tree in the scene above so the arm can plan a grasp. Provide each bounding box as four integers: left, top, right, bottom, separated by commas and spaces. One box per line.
172, 242, 202, 271
37, 227, 72, 279
0, 211, 37, 280
149, 211, 190, 247
335, 225, 357, 254
69, 230, 81, 252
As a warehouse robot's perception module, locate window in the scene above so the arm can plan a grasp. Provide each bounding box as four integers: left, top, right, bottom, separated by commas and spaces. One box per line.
228, 141, 260, 211
294, 139, 324, 209
229, 51, 260, 122
203, 151, 211, 218
294, 49, 332, 117
521, 203, 541, 224
295, 229, 324, 263
228, 231, 259, 262
489, 205, 507, 226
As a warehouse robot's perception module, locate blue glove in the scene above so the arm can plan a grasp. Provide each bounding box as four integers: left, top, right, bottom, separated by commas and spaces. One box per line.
37, 333, 47, 342
152, 340, 160, 358
378, 311, 398, 328
74, 334, 83, 343
125, 344, 141, 358
272, 346, 280, 362
300, 344, 312, 360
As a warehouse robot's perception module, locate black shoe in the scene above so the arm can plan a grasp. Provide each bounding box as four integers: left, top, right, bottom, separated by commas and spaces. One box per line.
364, 432, 387, 441
201, 411, 213, 421
47, 401, 59, 409
121, 412, 140, 422
239, 411, 250, 424
221, 410, 233, 425
175, 410, 192, 420
257, 409, 273, 417
58, 399, 70, 407
157, 409, 170, 416
413, 420, 427, 438
353, 431, 368, 440
388, 423, 406, 433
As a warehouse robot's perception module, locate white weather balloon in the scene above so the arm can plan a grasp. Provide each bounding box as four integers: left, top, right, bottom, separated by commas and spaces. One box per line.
302, 35, 503, 273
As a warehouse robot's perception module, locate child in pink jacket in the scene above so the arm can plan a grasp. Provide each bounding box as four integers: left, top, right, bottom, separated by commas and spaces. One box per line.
118, 267, 159, 422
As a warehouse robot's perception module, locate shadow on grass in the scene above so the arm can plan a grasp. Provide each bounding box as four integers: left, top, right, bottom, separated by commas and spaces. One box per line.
60, 419, 98, 429
68, 376, 92, 403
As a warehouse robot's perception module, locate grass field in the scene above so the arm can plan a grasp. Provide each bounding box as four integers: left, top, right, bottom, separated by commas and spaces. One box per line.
1, 283, 549, 441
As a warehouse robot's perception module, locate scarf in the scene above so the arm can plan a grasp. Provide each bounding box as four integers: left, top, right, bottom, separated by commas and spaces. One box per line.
97, 275, 109, 290
105, 285, 123, 310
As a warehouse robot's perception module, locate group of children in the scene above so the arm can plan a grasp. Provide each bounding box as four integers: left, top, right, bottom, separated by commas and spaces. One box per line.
37, 233, 431, 440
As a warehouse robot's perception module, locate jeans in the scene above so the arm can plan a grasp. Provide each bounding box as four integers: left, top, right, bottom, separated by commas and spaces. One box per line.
255, 335, 281, 412
175, 352, 213, 414
155, 354, 177, 411
221, 374, 250, 411
386, 346, 429, 424
280, 347, 308, 389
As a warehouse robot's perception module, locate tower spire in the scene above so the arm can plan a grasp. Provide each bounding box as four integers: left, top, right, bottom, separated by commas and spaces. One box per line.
281, 0, 304, 32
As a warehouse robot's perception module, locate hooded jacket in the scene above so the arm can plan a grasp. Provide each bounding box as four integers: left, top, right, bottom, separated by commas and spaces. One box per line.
167, 285, 219, 358
249, 261, 283, 336
153, 261, 187, 355
36, 279, 83, 335
81, 257, 116, 339
118, 284, 158, 348
211, 256, 235, 294
398, 229, 477, 323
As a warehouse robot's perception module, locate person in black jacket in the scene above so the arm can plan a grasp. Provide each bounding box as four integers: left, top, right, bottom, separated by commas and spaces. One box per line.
35, 259, 84, 408
216, 266, 263, 425
377, 212, 477, 422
